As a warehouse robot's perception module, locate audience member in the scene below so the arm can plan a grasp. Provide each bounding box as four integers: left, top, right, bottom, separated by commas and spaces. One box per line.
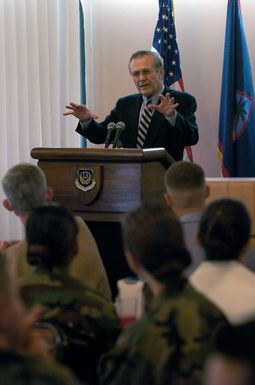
18, 203, 121, 384
164, 161, 208, 275
204, 321, 255, 385
99, 202, 226, 385
0, 256, 78, 385
1, 163, 111, 300
190, 198, 255, 324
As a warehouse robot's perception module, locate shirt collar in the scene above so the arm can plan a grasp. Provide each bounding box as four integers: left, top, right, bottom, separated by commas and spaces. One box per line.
142, 86, 165, 105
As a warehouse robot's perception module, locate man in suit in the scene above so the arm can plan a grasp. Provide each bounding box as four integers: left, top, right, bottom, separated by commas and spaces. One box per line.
64, 50, 199, 160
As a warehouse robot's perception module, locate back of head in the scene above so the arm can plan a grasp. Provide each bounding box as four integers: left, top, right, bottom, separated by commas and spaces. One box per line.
214, 321, 255, 361
122, 202, 191, 283
26, 203, 78, 269
198, 198, 251, 261
204, 321, 255, 385
2, 163, 47, 214
164, 161, 206, 209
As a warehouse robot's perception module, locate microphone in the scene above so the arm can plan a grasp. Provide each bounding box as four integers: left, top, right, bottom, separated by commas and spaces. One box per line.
104, 122, 116, 148
112, 121, 125, 148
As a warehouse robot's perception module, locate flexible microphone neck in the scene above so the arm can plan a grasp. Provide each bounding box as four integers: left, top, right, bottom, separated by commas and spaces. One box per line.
112, 121, 125, 148
104, 122, 116, 148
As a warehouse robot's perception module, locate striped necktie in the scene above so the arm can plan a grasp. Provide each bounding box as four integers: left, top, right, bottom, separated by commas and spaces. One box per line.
137, 98, 154, 148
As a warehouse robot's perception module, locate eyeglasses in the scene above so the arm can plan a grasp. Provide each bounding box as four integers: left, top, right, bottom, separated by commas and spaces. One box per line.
130, 68, 157, 79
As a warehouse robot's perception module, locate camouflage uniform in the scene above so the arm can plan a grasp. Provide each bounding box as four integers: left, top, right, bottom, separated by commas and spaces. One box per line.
99, 279, 226, 385
17, 267, 121, 385
5, 215, 112, 300
0, 350, 78, 385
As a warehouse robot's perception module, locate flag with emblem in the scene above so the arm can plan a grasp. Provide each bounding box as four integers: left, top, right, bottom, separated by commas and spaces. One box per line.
218, 0, 255, 176
152, 0, 193, 161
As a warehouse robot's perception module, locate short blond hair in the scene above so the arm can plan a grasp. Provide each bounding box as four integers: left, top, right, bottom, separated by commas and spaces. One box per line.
164, 161, 206, 208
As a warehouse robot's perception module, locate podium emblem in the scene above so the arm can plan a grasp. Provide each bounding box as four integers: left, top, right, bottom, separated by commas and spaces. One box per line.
75, 168, 96, 192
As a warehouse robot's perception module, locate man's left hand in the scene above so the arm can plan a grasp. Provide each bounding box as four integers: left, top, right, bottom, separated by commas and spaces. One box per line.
148, 93, 179, 117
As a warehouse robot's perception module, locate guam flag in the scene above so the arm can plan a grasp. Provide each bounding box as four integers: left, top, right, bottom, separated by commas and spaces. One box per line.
218, 0, 255, 176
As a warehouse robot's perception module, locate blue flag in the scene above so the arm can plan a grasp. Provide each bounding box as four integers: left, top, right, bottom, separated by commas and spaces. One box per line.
152, 0, 183, 90
218, 0, 255, 176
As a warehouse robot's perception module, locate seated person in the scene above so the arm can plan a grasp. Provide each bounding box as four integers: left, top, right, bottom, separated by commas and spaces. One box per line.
99, 202, 226, 385
18, 203, 121, 385
190, 198, 255, 324
1, 163, 111, 300
204, 321, 255, 385
164, 160, 208, 275
0, 256, 78, 385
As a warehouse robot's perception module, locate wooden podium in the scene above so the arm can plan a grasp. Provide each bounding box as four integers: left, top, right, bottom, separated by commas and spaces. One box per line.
31, 147, 174, 297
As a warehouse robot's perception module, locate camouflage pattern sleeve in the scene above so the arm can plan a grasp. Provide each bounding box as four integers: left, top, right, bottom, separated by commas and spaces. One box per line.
99, 282, 227, 385
0, 351, 79, 385
17, 268, 121, 384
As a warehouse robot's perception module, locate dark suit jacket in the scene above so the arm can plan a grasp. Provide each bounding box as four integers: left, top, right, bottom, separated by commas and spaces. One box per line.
76, 88, 199, 161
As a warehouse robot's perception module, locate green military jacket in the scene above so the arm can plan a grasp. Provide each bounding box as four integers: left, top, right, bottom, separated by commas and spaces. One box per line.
0, 350, 78, 385
99, 279, 226, 385
17, 267, 121, 384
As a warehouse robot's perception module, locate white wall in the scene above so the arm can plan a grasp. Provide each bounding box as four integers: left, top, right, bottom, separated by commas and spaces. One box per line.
83, 0, 255, 176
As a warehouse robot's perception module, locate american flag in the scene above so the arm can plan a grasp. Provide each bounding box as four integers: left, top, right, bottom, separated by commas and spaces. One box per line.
152, 0, 193, 160
152, 0, 184, 91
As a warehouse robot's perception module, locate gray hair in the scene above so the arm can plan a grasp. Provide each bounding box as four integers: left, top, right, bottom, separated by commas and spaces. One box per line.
2, 163, 47, 214
128, 50, 164, 72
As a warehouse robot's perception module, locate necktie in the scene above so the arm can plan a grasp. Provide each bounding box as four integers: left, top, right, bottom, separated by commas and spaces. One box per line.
137, 99, 154, 148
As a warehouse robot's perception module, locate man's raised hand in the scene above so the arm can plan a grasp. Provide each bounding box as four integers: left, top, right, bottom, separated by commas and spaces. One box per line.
63, 102, 99, 121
